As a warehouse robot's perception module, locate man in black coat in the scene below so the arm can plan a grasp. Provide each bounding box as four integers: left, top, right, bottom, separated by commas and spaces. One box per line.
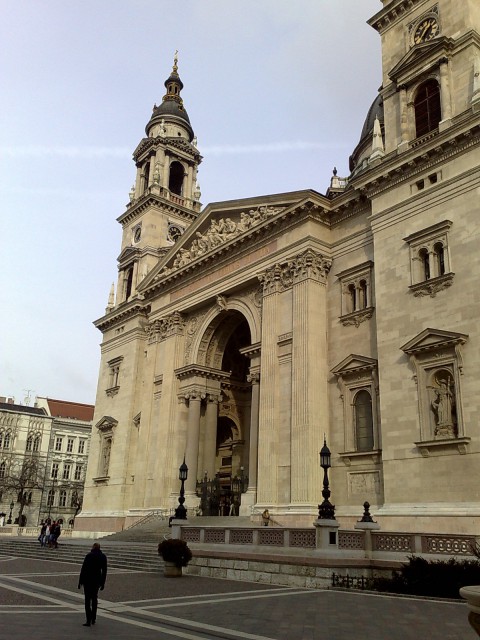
78, 542, 107, 626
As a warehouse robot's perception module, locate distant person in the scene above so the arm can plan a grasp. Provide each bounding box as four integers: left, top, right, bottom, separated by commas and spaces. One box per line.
262, 509, 270, 526
78, 542, 108, 627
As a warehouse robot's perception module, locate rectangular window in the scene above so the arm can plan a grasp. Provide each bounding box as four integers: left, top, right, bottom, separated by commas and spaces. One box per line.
47, 490, 55, 507
59, 490, 67, 507
67, 438, 74, 453
78, 439, 86, 454
63, 463, 71, 480
55, 436, 63, 452
51, 463, 59, 479
74, 465, 82, 481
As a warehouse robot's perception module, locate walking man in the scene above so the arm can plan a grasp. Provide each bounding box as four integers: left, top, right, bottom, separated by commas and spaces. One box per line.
78, 542, 107, 627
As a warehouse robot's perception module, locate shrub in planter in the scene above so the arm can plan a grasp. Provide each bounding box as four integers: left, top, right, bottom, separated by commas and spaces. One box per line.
158, 538, 192, 568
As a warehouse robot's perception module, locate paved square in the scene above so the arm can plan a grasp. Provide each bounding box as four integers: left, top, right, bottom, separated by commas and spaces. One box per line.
0, 556, 476, 639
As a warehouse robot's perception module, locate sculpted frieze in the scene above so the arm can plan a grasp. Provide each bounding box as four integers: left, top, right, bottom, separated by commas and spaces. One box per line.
156, 204, 283, 277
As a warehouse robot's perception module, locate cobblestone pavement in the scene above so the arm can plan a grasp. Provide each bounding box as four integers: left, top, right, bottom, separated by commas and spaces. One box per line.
0, 555, 476, 639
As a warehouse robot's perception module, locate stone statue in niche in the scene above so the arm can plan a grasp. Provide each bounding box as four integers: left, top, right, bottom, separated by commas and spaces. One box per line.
430, 371, 457, 437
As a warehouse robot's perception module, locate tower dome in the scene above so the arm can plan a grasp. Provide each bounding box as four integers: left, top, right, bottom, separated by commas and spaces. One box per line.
349, 94, 384, 174
146, 52, 194, 141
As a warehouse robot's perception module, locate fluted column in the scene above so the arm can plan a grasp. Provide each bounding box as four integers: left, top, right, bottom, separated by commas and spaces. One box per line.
399, 85, 409, 144
204, 394, 220, 478
184, 391, 204, 495
246, 372, 260, 491
290, 250, 331, 504
439, 57, 452, 124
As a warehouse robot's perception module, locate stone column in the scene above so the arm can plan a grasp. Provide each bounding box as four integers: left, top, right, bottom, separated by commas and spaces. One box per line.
246, 371, 260, 492
291, 250, 331, 505
184, 391, 204, 495
439, 57, 452, 129
204, 394, 219, 478
398, 85, 409, 152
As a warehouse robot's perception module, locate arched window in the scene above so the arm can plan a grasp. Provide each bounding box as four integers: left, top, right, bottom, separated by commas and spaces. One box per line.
434, 242, 445, 277
0, 461, 5, 479
143, 160, 150, 192
419, 248, 430, 280
33, 436, 40, 452
354, 390, 374, 452
414, 79, 441, 137
59, 490, 67, 507
0, 431, 3, 449
168, 161, 184, 195
3, 431, 11, 449
125, 266, 133, 300
26, 435, 33, 451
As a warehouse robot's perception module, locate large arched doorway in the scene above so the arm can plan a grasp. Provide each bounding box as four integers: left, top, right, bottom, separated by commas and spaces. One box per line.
196, 311, 252, 516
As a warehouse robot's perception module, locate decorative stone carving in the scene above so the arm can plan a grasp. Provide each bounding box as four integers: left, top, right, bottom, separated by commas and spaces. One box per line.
409, 272, 454, 297
146, 311, 185, 343
259, 249, 332, 294
156, 204, 284, 278
340, 307, 374, 327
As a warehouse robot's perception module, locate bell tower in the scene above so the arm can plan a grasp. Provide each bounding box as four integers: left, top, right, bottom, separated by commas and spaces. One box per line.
369, 0, 480, 154
114, 53, 202, 306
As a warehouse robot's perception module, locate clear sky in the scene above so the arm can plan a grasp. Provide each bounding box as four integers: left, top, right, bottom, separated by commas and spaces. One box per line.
0, 0, 381, 406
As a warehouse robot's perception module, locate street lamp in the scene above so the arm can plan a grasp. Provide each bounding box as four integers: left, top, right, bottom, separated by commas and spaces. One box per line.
174, 458, 188, 520
318, 437, 335, 520
7, 501, 14, 525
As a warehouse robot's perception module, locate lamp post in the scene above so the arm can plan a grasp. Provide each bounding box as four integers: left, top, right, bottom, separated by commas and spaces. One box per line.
318, 437, 335, 520
7, 501, 14, 525
174, 458, 188, 520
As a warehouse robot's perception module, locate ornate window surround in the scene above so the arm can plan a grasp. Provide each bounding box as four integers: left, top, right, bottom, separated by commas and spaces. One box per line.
401, 328, 469, 456
331, 355, 381, 465
106, 356, 123, 396
404, 220, 453, 297
336, 261, 374, 327
93, 416, 118, 483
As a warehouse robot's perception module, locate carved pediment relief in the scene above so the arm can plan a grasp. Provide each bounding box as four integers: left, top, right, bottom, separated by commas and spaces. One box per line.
95, 416, 118, 433
400, 328, 468, 355
331, 354, 377, 377
388, 36, 454, 84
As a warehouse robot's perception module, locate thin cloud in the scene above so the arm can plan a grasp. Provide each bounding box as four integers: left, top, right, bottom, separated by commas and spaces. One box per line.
202, 141, 349, 156
0, 141, 348, 160
0, 145, 131, 159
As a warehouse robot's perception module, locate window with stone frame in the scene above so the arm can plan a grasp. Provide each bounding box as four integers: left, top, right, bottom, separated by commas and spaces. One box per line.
67, 438, 74, 453
404, 220, 454, 297
47, 490, 55, 507
336, 261, 374, 327
59, 490, 67, 507
51, 463, 59, 479
414, 79, 441, 137
62, 463, 71, 480
55, 436, 63, 452
331, 355, 381, 464
106, 356, 123, 396
74, 464, 83, 481
0, 460, 5, 479
401, 328, 469, 456
78, 439, 86, 454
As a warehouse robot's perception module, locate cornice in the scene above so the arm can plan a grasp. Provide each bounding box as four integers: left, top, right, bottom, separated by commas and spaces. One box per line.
117, 192, 198, 227
353, 120, 480, 198
368, 0, 426, 33
132, 135, 201, 164
94, 300, 150, 333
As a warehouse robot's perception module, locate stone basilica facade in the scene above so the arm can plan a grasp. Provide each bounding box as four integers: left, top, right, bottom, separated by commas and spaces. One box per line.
77, 0, 480, 536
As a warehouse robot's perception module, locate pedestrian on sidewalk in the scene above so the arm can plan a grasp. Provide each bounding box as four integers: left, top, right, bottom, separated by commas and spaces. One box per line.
78, 542, 108, 627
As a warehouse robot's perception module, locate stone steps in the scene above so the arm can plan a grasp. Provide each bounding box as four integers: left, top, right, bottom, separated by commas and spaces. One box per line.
0, 538, 162, 572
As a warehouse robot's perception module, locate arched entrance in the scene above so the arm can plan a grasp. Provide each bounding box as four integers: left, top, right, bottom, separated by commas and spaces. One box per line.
194, 311, 252, 516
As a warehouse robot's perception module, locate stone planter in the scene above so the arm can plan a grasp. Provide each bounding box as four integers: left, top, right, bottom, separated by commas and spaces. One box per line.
164, 561, 182, 577
459, 585, 480, 636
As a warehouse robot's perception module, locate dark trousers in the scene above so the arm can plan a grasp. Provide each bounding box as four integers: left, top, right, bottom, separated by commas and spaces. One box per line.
83, 585, 99, 623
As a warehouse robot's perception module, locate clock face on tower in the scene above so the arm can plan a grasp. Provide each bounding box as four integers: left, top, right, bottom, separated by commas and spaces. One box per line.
413, 17, 439, 44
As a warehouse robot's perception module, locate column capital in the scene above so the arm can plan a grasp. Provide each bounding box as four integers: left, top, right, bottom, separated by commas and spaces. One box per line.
247, 371, 260, 384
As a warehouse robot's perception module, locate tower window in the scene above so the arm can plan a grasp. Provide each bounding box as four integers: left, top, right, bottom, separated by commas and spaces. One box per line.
414, 79, 441, 137
143, 161, 150, 192
168, 161, 184, 195
354, 390, 374, 452
125, 267, 133, 300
